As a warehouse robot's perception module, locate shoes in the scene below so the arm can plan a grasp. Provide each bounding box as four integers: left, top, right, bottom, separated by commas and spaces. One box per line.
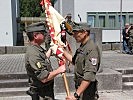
122, 51, 126, 54
122, 51, 133, 55
126, 51, 133, 55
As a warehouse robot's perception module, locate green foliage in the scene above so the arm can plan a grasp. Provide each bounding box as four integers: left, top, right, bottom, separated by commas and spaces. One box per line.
19, 0, 57, 17
20, 0, 42, 17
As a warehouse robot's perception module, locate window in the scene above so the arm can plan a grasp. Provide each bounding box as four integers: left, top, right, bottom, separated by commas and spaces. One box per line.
87, 12, 133, 29
119, 15, 126, 28
129, 15, 133, 24
109, 16, 115, 28
99, 16, 105, 27
88, 15, 95, 27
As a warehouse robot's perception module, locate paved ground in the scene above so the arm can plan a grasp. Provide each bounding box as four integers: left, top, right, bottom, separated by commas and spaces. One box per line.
0, 50, 133, 74
0, 50, 133, 100
0, 90, 133, 100
0, 54, 25, 74
101, 50, 133, 70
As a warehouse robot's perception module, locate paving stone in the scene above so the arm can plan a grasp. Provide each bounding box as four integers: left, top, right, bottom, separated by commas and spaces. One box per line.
0, 51, 133, 99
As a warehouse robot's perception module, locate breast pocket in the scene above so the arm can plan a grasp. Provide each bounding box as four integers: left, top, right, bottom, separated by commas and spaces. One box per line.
75, 53, 85, 74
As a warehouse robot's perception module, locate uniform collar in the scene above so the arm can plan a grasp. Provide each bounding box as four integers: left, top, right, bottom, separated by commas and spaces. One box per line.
80, 38, 91, 47
31, 44, 46, 52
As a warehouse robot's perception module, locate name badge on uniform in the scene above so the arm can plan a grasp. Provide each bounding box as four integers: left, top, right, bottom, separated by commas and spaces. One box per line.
91, 58, 97, 65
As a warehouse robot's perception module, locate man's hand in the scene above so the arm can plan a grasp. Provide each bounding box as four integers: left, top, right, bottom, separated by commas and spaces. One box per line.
57, 64, 66, 74
126, 37, 129, 39
50, 44, 58, 54
50, 44, 64, 58
66, 95, 76, 100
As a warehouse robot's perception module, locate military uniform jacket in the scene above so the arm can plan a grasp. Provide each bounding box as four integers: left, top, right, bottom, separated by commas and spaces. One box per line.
72, 39, 100, 85
25, 44, 53, 87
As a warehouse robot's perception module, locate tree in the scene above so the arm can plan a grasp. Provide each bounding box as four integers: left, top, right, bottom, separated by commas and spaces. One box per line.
20, 0, 57, 17
20, 0, 42, 17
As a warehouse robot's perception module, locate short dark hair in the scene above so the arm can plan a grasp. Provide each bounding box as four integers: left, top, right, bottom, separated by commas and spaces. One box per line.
27, 31, 46, 41
27, 32, 34, 41
86, 30, 90, 36
73, 29, 90, 36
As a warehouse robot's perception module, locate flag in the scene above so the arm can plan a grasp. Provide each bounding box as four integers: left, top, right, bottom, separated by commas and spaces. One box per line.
41, 0, 66, 66
40, 0, 44, 6
48, 5, 65, 46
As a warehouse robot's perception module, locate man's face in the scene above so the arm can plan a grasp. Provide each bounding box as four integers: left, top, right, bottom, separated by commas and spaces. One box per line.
125, 25, 129, 29
34, 32, 47, 44
73, 31, 86, 43
67, 16, 72, 20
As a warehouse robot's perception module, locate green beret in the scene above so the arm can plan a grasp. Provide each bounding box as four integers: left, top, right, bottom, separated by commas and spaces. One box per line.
72, 23, 90, 32
26, 22, 47, 33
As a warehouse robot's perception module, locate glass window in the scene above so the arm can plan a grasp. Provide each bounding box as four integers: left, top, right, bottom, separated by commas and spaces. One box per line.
119, 15, 126, 28
109, 16, 115, 28
87, 12, 133, 29
99, 16, 105, 27
129, 15, 133, 24
87, 15, 95, 27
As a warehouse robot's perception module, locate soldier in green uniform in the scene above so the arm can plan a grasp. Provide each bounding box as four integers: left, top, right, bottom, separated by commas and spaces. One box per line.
63, 23, 100, 100
25, 22, 66, 100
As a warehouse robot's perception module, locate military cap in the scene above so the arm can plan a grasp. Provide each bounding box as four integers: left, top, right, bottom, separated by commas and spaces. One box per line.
26, 22, 47, 33
125, 23, 129, 26
72, 23, 90, 32
67, 13, 72, 17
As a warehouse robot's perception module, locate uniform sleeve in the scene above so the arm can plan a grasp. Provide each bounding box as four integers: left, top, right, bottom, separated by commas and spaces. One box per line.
83, 49, 98, 82
29, 53, 50, 81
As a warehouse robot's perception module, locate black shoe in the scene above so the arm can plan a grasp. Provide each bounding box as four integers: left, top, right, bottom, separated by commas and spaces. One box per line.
122, 51, 126, 54
128, 52, 133, 55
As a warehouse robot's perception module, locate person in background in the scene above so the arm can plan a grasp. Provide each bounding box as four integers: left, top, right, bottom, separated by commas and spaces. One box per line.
65, 13, 78, 28
62, 23, 100, 100
65, 13, 73, 25
122, 23, 131, 54
25, 22, 66, 100
126, 23, 133, 54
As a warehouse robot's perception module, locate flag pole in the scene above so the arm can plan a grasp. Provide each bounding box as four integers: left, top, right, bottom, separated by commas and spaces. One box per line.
61, 73, 70, 96
120, 0, 123, 53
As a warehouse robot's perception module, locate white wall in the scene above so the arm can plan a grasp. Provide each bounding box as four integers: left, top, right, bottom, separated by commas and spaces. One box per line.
74, 0, 133, 22
102, 30, 121, 42
0, 0, 17, 46
74, 0, 133, 42
54, 0, 74, 20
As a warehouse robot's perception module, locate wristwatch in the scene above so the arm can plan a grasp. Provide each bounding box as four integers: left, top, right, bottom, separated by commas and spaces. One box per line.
74, 92, 80, 99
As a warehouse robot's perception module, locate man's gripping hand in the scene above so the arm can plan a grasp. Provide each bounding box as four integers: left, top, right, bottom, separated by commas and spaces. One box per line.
50, 44, 64, 58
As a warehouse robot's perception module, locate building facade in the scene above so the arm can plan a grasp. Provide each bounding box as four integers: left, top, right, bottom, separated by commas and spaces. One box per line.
0, 0, 133, 46
0, 0, 18, 46
55, 0, 133, 42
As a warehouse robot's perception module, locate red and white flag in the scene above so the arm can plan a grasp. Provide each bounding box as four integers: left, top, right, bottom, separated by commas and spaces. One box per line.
40, 0, 66, 66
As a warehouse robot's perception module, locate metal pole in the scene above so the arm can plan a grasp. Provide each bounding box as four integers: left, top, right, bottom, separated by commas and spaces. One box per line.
60, 0, 63, 15
120, 0, 123, 53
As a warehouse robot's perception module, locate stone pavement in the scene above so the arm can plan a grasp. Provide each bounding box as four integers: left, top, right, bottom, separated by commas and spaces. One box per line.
0, 90, 133, 100
0, 54, 25, 73
0, 50, 133, 100
0, 50, 133, 74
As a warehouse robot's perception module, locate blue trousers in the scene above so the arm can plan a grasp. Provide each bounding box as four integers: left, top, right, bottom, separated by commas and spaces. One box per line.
123, 40, 130, 53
